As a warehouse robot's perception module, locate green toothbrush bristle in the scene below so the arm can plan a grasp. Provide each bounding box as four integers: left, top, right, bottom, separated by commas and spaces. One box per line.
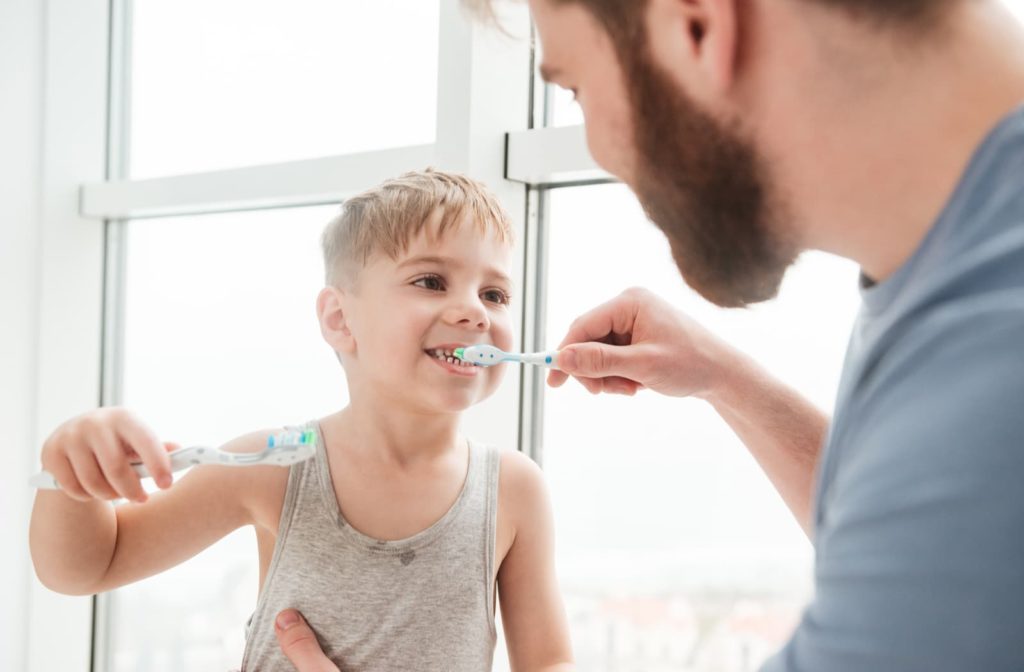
454, 347, 466, 360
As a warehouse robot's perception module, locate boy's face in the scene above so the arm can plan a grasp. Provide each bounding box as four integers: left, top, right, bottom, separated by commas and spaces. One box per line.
326, 213, 515, 415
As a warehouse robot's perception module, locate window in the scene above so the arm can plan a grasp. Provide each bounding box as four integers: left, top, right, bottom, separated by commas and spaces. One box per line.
129, 0, 440, 178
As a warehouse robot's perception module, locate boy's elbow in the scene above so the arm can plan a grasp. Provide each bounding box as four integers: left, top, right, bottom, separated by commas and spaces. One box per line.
32, 566, 98, 597
30, 545, 103, 596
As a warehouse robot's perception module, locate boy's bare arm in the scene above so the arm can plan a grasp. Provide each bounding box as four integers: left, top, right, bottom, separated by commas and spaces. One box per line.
29, 408, 280, 595
497, 451, 575, 672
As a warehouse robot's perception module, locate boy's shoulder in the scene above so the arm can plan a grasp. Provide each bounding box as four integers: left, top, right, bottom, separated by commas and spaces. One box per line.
497, 448, 550, 528
196, 428, 293, 531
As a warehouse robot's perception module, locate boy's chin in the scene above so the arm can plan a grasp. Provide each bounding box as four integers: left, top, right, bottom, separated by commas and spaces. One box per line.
428, 389, 490, 414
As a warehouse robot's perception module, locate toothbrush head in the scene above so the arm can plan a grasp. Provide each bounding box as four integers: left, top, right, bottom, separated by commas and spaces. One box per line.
255, 428, 318, 465
266, 429, 316, 449
454, 344, 506, 367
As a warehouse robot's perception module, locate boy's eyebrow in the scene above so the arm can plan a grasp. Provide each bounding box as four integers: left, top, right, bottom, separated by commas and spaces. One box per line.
397, 254, 512, 284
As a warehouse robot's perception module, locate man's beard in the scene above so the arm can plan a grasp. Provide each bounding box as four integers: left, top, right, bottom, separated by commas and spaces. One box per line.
626, 53, 798, 308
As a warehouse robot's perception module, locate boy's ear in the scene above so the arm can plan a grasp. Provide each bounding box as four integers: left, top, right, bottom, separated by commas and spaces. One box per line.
316, 286, 356, 355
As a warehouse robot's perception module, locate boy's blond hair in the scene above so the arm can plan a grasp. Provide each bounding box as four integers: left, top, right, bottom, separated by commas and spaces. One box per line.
322, 168, 514, 288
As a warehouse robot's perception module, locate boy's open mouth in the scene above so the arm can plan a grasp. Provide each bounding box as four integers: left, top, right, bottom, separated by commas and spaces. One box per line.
424, 347, 480, 376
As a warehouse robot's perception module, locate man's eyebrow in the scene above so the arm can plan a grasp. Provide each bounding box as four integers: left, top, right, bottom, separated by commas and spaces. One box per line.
539, 62, 561, 83
397, 255, 513, 284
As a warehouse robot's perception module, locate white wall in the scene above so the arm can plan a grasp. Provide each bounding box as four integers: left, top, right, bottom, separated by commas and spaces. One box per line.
3, 0, 110, 669
0, 3, 45, 671
0, 0, 44, 668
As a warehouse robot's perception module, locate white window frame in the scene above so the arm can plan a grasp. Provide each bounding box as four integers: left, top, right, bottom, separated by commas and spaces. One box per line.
26, 0, 608, 669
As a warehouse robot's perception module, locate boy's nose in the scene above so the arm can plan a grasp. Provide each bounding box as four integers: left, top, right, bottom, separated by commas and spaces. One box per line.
443, 297, 490, 331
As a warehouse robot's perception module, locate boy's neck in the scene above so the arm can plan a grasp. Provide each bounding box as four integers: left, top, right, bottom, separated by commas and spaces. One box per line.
325, 399, 463, 466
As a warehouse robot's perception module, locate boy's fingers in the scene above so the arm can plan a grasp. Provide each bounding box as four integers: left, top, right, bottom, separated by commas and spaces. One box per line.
47, 455, 90, 501
95, 431, 148, 503
274, 610, 339, 672
117, 418, 173, 490
67, 450, 120, 501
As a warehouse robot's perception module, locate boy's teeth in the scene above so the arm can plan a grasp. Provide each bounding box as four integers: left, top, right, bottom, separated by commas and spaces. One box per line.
423, 348, 475, 364
427, 348, 473, 367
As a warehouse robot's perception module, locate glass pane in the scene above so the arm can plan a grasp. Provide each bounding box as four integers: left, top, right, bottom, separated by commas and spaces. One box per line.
129, 0, 439, 178
541, 184, 861, 671
534, 39, 583, 128
108, 205, 344, 671
547, 85, 584, 128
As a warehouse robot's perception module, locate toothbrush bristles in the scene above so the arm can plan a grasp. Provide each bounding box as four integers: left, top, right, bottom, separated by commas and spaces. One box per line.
453, 347, 465, 360
266, 430, 317, 448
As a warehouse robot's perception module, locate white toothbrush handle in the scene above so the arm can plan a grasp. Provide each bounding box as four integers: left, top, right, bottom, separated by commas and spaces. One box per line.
28, 472, 60, 489
30, 446, 223, 490
514, 350, 561, 369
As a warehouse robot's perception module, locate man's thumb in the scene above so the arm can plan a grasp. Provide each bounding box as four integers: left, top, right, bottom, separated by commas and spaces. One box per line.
274, 609, 339, 672
560, 342, 628, 377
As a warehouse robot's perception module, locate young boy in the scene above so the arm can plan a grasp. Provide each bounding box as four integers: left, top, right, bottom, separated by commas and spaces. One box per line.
30, 169, 575, 671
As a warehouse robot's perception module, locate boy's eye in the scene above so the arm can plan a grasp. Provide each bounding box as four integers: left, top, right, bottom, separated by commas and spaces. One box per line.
482, 289, 511, 305
412, 274, 445, 292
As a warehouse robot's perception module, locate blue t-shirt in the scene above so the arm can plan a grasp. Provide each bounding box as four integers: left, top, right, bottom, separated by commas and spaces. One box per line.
764, 106, 1024, 671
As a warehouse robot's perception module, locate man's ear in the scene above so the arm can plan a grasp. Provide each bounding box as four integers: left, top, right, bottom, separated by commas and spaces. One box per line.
316, 286, 356, 355
645, 0, 739, 100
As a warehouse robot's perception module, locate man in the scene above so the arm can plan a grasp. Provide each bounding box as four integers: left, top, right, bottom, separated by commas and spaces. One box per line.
279, 0, 1024, 668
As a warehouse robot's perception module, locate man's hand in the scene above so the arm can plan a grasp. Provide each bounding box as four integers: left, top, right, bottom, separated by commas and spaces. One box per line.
550, 287, 826, 535
549, 287, 734, 398
274, 609, 339, 672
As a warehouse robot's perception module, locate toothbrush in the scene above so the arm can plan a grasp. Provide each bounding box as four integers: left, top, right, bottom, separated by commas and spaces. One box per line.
453, 345, 562, 368
29, 428, 317, 491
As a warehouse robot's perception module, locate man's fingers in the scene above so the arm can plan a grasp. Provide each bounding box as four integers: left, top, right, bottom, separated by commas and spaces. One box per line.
549, 347, 646, 394
601, 376, 641, 395
557, 289, 642, 351
547, 369, 569, 387
274, 609, 339, 672
560, 342, 645, 380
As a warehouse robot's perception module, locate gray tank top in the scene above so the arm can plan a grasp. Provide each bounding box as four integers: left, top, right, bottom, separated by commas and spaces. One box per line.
240, 422, 500, 671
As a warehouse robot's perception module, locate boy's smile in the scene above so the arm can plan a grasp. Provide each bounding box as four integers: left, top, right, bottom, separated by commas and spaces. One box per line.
424, 344, 482, 377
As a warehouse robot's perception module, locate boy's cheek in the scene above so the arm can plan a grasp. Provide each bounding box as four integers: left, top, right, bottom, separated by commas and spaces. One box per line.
492, 317, 515, 351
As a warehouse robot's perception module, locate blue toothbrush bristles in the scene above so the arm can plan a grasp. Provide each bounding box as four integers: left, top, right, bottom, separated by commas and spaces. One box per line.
266, 430, 316, 448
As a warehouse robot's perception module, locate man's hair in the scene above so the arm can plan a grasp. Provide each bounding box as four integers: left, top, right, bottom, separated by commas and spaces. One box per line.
321, 168, 513, 287
465, 0, 956, 39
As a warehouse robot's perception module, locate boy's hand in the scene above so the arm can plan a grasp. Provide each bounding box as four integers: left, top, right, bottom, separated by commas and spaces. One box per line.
275, 609, 339, 672
548, 287, 733, 399
39, 407, 177, 504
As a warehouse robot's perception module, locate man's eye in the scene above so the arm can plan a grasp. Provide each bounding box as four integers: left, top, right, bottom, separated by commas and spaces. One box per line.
482, 289, 510, 305
413, 275, 445, 291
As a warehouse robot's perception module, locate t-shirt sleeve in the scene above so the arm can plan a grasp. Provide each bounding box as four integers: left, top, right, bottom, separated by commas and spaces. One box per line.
763, 306, 1024, 672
